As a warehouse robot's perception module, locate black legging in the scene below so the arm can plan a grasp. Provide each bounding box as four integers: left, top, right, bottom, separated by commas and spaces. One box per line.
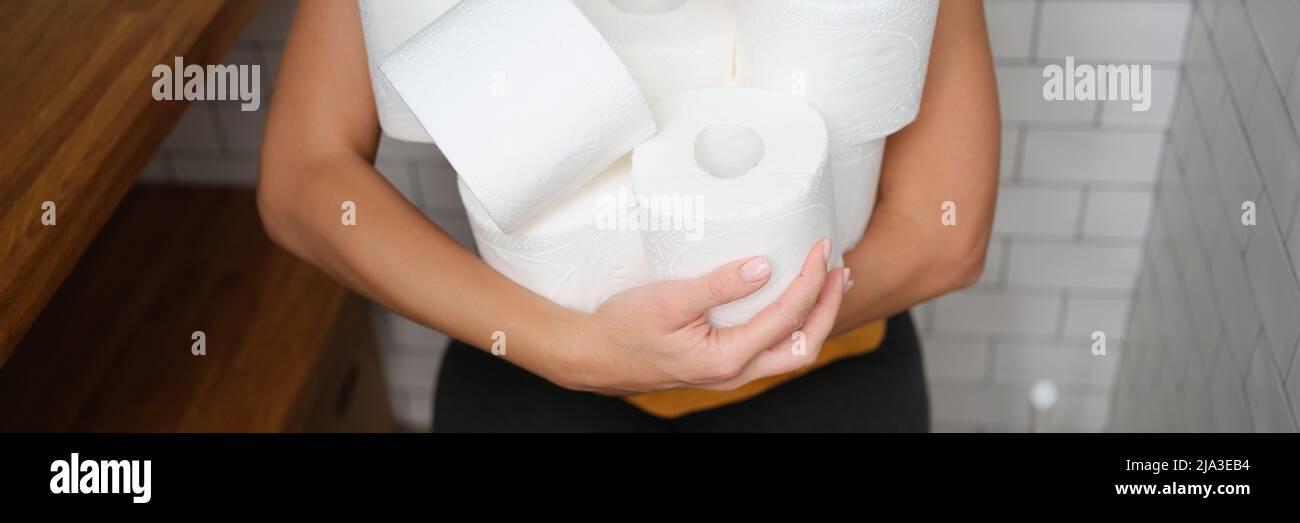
433, 311, 929, 432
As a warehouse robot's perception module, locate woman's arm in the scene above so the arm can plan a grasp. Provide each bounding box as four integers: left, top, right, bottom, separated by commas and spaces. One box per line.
258, 1, 846, 393
834, 0, 1000, 335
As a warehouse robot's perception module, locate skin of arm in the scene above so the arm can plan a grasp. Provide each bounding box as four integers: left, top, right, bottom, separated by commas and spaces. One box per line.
257, 1, 846, 394
832, 0, 1001, 336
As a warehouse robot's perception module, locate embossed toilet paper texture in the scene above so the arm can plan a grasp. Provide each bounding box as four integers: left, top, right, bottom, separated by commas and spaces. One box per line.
358, 0, 459, 143
736, 0, 939, 249
380, 0, 655, 234
575, 0, 737, 106
460, 157, 651, 314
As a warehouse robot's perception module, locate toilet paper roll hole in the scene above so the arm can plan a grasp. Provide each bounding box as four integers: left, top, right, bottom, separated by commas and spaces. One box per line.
694, 124, 765, 179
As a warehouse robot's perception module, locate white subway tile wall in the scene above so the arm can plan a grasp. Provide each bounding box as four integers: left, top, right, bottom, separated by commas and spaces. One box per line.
926, 0, 1192, 432
137, 0, 1251, 432
1110, 0, 1300, 433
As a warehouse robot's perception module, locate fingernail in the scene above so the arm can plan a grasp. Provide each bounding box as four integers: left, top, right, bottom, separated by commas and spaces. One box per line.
741, 257, 771, 282
821, 238, 831, 261
843, 268, 852, 292
845, 279, 855, 292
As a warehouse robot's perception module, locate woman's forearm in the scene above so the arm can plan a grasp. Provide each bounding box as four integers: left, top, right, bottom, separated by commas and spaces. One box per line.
257, 152, 583, 385
832, 0, 1000, 335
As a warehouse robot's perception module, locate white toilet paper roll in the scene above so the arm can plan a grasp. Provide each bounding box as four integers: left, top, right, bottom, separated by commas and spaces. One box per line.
381, 0, 656, 234
633, 88, 841, 327
830, 138, 886, 250
357, 0, 460, 143
735, 0, 938, 249
574, 0, 737, 106
461, 157, 651, 314
736, 0, 939, 143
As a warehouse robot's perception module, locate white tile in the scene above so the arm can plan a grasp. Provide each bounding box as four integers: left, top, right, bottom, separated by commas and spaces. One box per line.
1181, 348, 1216, 432
1099, 68, 1180, 126
978, 240, 1004, 285
1289, 51, 1300, 140
169, 157, 259, 186
373, 160, 420, 204
418, 164, 467, 216
379, 350, 443, 391
984, 0, 1036, 59
1209, 99, 1264, 249
215, 106, 268, 154
1063, 295, 1131, 342
921, 337, 990, 381
928, 384, 1028, 428
1244, 204, 1300, 373
993, 341, 1119, 388
1082, 189, 1154, 239
1288, 344, 1300, 424
1206, 214, 1262, 372
370, 305, 450, 349
1006, 243, 1143, 290
1185, 11, 1227, 127
1179, 247, 1225, 354
161, 105, 224, 153
910, 302, 931, 333
1243, 76, 1300, 238
1000, 127, 1021, 179
1196, 0, 1216, 32
376, 135, 442, 164
1214, 0, 1265, 113
1245, 339, 1298, 432
925, 382, 1107, 431
992, 186, 1083, 236
1243, 0, 1300, 90
1210, 350, 1253, 432
929, 290, 1062, 336
997, 66, 1098, 123
392, 389, 433, 430
1036, 1, 1191, 62
1021, 130, 1164, 185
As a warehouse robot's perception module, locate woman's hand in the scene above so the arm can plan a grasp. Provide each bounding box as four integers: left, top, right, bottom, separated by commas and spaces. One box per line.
560, 239, 848, 395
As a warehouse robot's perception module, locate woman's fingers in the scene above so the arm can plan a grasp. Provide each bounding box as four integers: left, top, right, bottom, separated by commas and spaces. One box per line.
702, 267, 846, 391
652, 256, 772, 327
717, 239, 831, 359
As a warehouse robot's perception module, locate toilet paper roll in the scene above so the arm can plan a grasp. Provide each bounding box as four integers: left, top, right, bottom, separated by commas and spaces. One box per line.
735, 0, 939, 143
632, 88, 842, 327
831, 138, 886, 250
574, 0, 737, 106
735, 0, 938, 249
381, 0, 656, 234
461, 157, 651, 314
358, 0, 460, 143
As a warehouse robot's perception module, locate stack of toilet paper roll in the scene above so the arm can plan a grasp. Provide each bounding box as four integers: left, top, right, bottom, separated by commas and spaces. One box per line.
368, 0, 939, 320
358, 0, 461, 143
634, 88, 841, 327
735, 0, 940, 249
574, 0, 737, 107
459, 157, 651, 313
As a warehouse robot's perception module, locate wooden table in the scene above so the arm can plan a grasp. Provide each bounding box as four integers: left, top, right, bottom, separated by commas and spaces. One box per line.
0, 0, 264, 365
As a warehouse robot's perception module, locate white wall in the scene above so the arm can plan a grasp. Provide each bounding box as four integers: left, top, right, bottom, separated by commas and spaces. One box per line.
1110, 0, 1300, 432
921, 0, 1191, 432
